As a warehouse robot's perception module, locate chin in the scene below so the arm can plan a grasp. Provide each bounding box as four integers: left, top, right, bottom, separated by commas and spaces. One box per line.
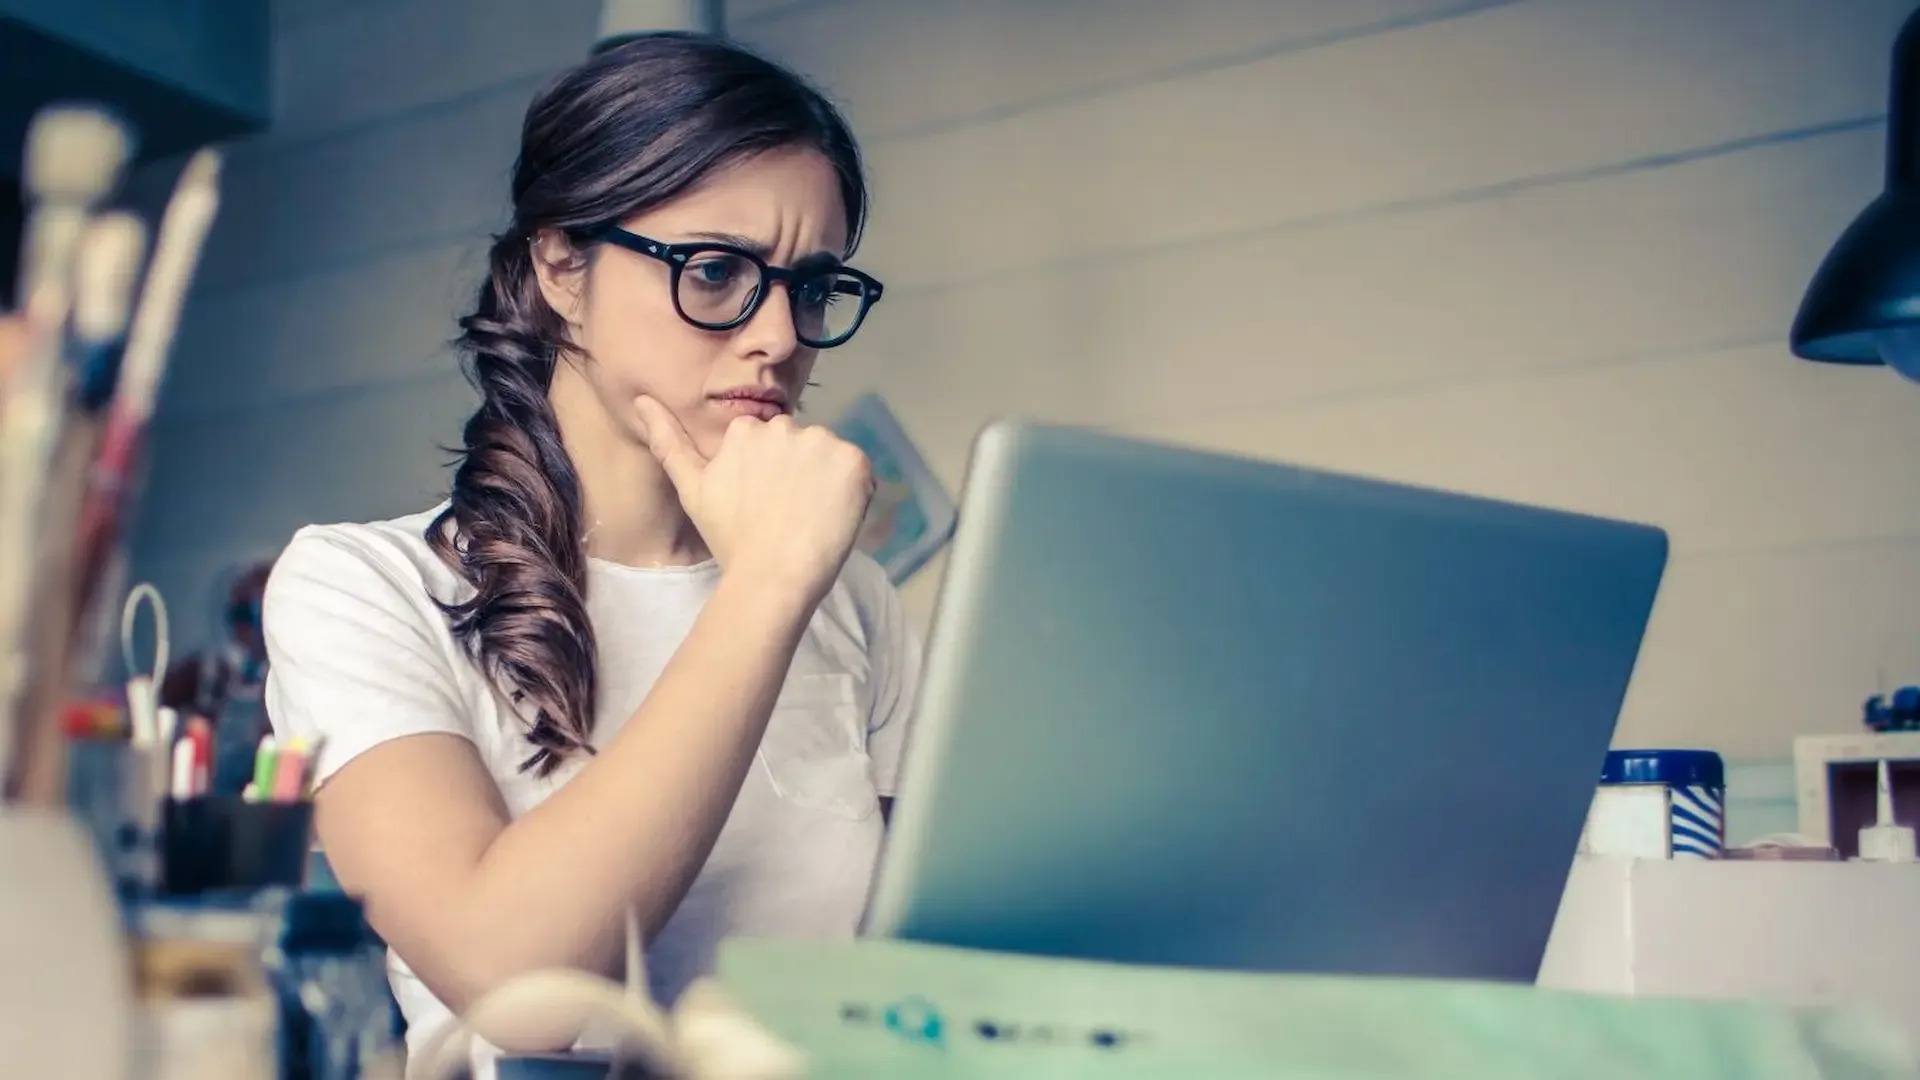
687, 418, 731, 457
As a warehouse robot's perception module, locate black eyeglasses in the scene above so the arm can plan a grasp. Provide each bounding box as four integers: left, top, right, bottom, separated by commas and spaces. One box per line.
591, 225, 884, 349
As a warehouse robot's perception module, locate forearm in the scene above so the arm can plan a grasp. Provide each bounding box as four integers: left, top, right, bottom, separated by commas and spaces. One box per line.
442, 572, 813, 999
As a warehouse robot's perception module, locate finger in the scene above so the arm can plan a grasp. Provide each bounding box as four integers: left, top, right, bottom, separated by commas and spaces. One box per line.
634, 396, 706, 491
726, 414, 768, 437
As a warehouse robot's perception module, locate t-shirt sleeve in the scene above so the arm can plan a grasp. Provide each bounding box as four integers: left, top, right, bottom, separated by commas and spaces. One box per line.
263, 529, 473, 788
857, 559, 922, 797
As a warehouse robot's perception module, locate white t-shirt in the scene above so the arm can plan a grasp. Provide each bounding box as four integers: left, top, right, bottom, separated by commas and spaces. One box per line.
261, 504, 919, 1064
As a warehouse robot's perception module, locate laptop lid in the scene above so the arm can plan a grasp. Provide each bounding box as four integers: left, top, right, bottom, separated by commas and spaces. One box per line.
864, 420, 1668, 982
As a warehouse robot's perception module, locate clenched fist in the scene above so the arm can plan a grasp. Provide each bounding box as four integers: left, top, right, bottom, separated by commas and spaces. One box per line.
636, 396, 873, 607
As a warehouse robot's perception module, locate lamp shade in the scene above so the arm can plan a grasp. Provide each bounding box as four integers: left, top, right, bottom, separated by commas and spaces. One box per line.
596, 0, 720, 45
1792, 6, 1920, 382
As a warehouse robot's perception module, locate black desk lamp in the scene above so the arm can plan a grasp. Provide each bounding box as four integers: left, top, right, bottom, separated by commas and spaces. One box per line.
1792, 5, 1920, 382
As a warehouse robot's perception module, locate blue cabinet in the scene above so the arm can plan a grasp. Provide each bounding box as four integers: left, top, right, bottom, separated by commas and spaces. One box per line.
0, 0, 270, 175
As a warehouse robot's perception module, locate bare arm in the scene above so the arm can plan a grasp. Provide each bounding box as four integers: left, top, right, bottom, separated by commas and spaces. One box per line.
313, 570, 811, 1016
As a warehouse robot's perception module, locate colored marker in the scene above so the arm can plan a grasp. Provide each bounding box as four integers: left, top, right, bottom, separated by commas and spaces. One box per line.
270, 738, 308, 803
183, 715, 212, 797
251, 735, 278, 798
169, 738, 195, 800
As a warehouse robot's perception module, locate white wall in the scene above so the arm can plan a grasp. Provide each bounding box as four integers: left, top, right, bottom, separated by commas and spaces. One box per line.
730, 0, 1920, 766
129, 0, 1920, 772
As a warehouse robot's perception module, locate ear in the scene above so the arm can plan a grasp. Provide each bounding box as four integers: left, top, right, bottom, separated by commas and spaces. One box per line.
529, 228, 588, 324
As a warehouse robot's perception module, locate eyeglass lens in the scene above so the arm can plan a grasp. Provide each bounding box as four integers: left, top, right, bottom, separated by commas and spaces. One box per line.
677, 250, 871, 346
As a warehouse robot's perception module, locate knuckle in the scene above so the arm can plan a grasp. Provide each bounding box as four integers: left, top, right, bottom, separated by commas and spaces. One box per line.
842, 445, 873, 483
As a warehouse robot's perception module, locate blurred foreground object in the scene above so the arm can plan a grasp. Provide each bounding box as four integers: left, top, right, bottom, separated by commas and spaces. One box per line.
0, 103, 140, 803
0, 810, 134, 1080
0, 98, 225, 1080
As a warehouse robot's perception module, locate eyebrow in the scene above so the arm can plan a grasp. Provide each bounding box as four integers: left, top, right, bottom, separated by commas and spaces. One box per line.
685, 230, 771, 256
684, 231, 843, 268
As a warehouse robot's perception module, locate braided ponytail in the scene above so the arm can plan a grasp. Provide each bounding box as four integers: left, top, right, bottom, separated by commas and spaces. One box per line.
428, 236, 596, 774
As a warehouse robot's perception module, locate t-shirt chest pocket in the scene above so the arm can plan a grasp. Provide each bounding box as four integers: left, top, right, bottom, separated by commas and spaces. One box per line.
757, 672, 878, 821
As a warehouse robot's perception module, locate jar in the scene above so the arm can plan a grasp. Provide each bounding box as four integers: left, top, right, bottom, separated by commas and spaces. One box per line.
1577, 749, 1726, 859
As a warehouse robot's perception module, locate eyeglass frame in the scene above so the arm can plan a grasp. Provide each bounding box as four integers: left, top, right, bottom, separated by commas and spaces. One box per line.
587, 224, 885, 349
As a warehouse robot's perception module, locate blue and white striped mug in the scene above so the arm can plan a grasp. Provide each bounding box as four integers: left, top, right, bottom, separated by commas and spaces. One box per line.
1580, 749, 1726, 859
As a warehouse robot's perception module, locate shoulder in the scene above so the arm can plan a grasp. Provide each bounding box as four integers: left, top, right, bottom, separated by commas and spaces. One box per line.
267, 505, 467, 618
262, 507, 483, 784
264, 505, 474, 658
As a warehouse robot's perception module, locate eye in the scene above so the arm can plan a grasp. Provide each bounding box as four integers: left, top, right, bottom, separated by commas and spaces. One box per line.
686, 256, 738, 286
795, 276, 835, 308
799, 273, 859, 310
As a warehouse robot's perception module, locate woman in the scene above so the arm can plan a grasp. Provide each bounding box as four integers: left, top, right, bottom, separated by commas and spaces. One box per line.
261, 32, 917, 1061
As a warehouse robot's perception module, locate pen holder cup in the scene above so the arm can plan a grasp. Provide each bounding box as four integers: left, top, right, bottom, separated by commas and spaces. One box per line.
162, 797, 313, 896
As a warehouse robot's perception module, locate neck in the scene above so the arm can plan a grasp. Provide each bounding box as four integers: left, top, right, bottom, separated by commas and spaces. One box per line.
550, 370, 710, 568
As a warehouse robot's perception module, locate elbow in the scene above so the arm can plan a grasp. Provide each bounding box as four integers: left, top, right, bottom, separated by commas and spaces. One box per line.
401, 909, 628, 1025
414, 944, 558, 1019
414, 953, 622, 1057
370, 902, 540, 1020
406, 950, 501, 1023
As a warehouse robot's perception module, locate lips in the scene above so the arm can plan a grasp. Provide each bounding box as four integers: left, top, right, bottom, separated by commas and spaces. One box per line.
715, 397, 785, 421
710, 388, 791, 421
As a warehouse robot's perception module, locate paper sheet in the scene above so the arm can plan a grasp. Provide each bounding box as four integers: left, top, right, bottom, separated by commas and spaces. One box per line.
719, 937, 1919, 1079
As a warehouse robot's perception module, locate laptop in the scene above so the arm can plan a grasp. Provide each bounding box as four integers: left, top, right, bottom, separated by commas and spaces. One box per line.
862, 420, 1668, 983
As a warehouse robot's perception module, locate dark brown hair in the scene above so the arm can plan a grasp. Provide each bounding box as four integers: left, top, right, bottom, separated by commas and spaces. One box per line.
428, 32, 868, 774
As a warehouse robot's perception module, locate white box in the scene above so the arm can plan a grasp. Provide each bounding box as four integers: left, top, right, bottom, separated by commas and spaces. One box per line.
1540, 856, 1920, 1050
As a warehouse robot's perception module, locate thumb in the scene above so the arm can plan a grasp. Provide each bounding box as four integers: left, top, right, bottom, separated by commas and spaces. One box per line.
634, 396, 705, 493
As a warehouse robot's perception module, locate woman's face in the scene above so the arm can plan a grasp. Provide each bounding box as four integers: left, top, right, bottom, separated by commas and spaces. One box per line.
540, 146, 850, 461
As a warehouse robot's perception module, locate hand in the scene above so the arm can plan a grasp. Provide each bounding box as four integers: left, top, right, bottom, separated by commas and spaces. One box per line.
635, 396, 873, 606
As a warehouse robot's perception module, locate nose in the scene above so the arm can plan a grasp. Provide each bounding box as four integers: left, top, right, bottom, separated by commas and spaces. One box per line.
735, 280, 801, 363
